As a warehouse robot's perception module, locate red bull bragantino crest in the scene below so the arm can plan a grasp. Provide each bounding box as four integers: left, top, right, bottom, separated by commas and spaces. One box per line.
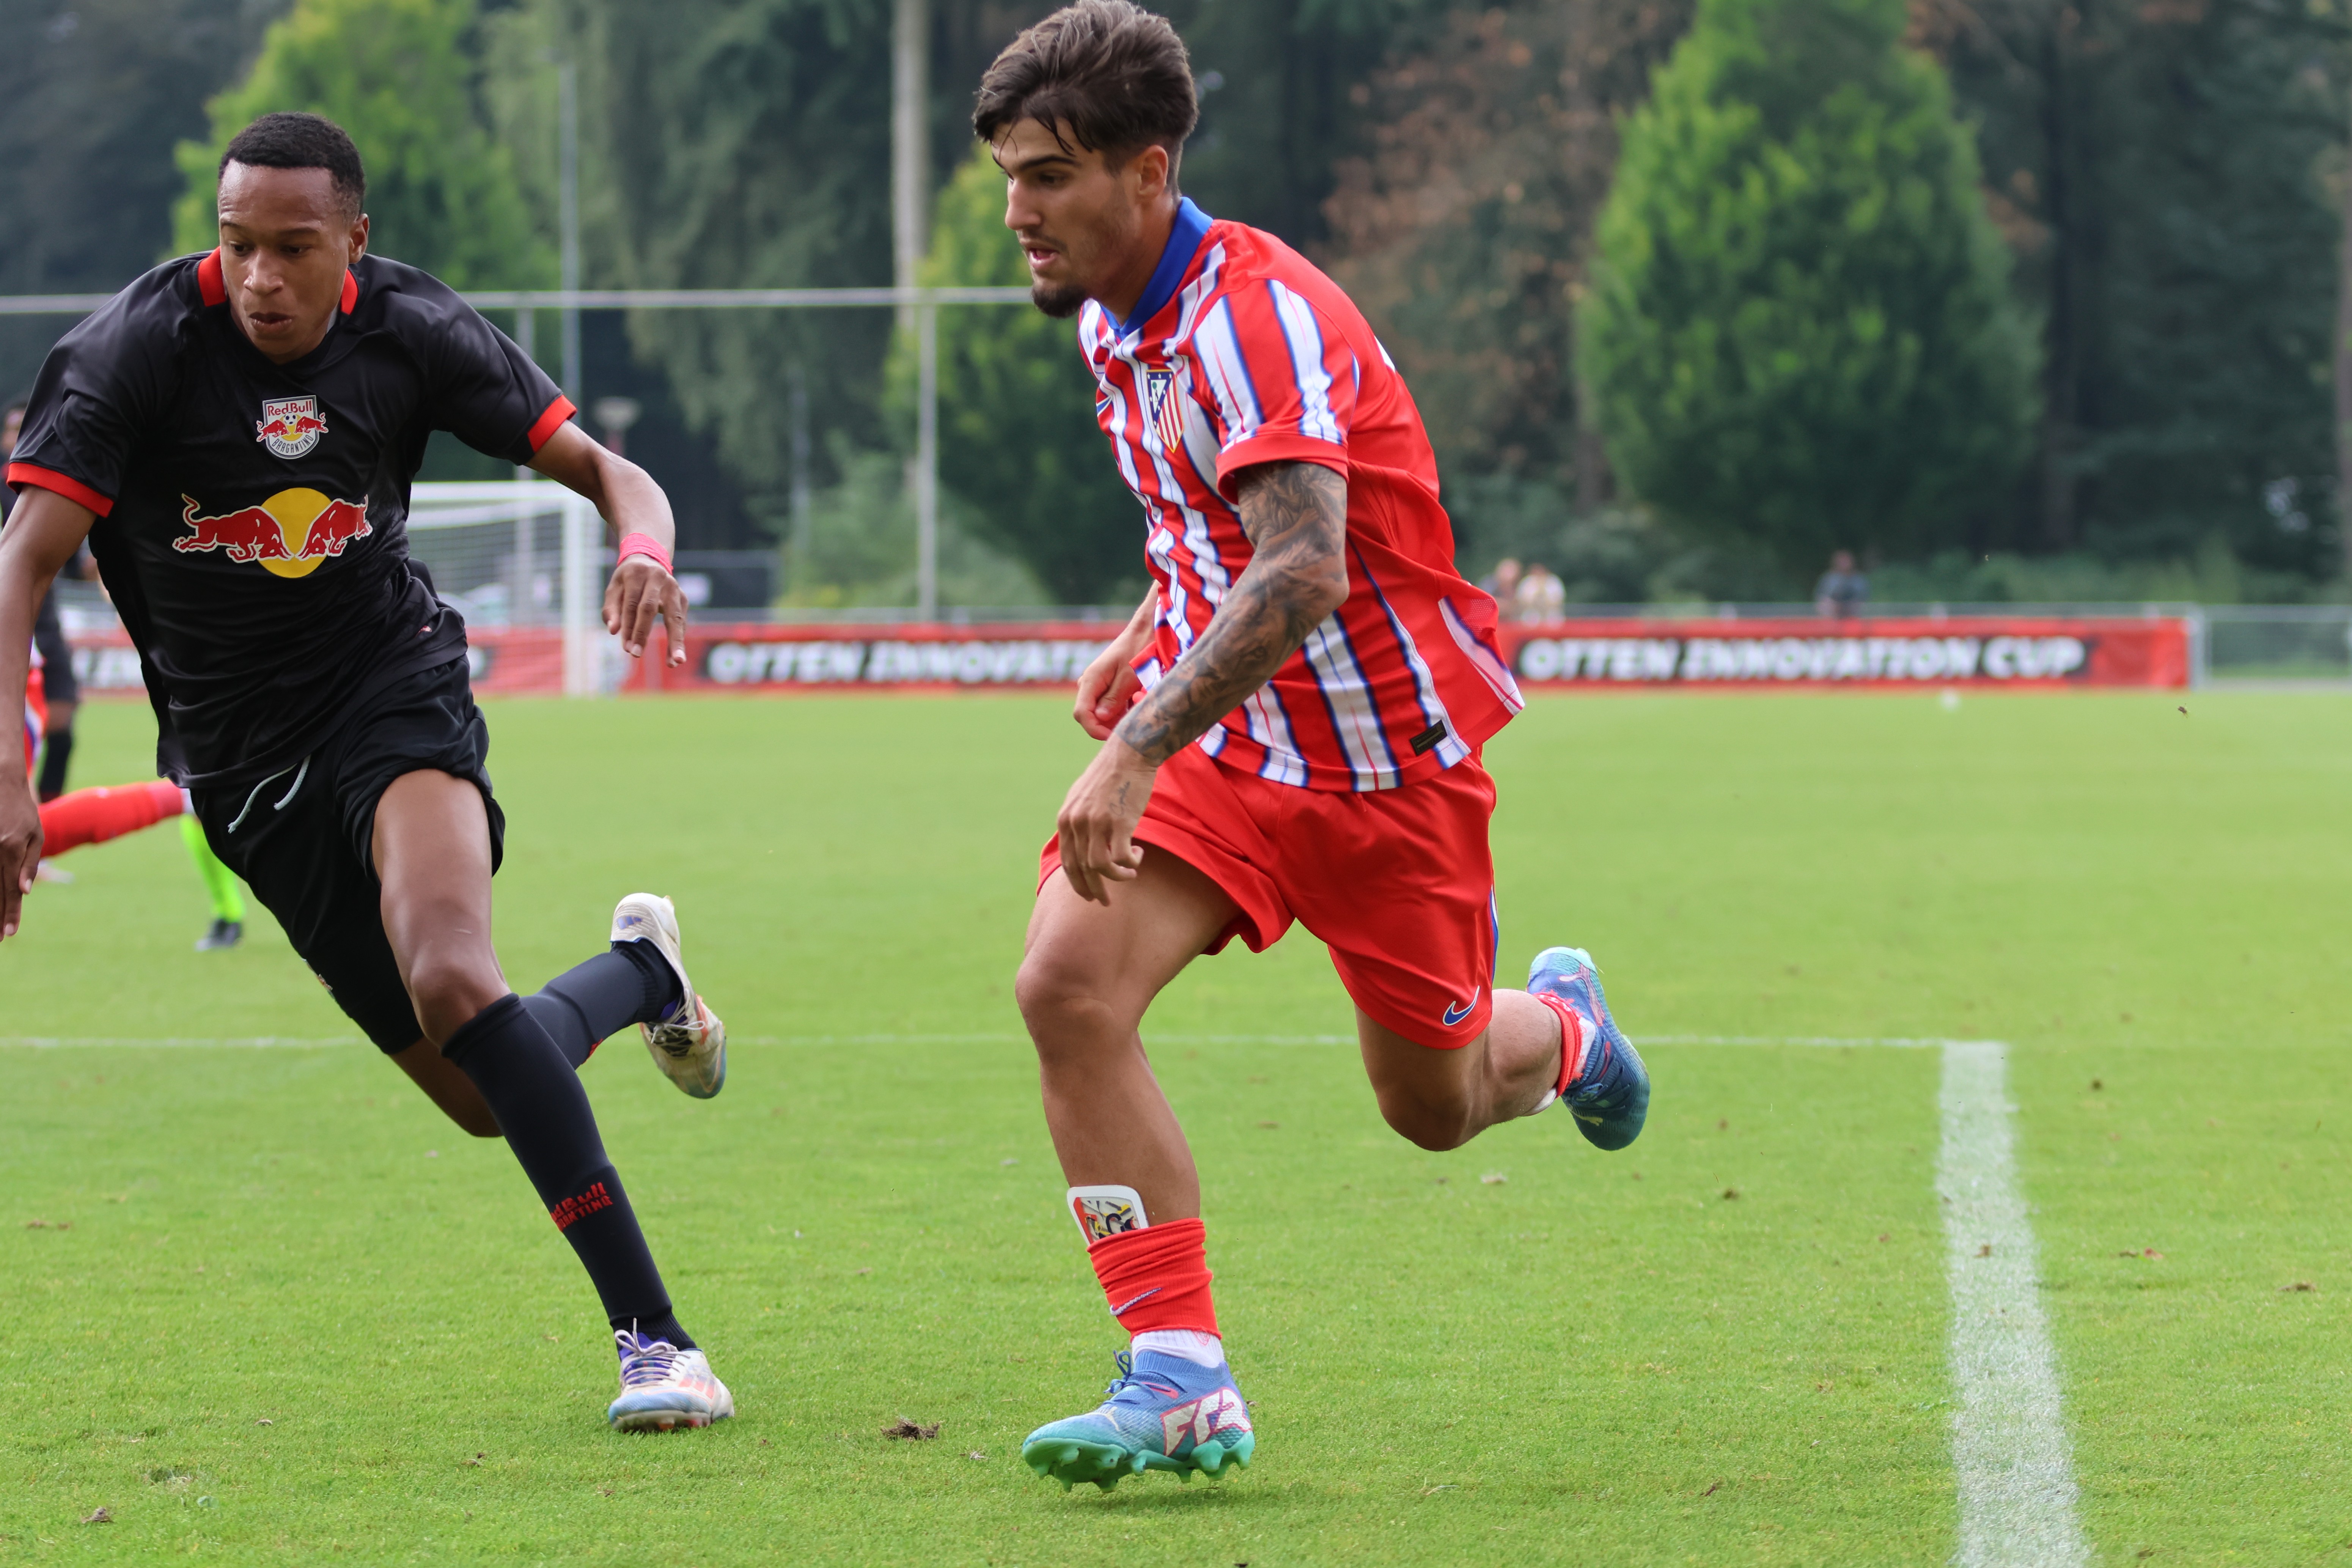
255, 395, 328, 459
174, 488, 371, 580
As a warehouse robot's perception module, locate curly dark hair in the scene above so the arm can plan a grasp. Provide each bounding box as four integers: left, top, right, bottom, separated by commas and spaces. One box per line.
973, 1, 1198, 176
219, 112, 367, 220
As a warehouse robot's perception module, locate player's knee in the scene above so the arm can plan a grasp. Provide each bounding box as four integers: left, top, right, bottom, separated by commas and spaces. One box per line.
1014, 952, 1123, 1055
1373, 1085, 1477, 1152
404, 951, 507, 1044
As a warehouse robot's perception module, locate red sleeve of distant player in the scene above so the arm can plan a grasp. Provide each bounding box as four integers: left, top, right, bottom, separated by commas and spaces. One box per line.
1196, 280, 1358, 503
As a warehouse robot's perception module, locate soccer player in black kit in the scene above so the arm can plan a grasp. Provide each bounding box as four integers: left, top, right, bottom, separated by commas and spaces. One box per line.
0, 114, 733, 1433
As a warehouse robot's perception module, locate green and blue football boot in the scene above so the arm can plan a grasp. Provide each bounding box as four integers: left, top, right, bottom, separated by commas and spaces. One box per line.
1020, 1349, 1255, 1491
1529, 945, 1650, 1150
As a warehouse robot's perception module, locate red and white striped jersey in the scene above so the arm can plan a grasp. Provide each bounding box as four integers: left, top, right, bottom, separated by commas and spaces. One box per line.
1081, 200, 1522, 792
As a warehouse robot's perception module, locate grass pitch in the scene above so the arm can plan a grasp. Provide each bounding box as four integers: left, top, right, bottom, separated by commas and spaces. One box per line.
2, 688, 2347, 1564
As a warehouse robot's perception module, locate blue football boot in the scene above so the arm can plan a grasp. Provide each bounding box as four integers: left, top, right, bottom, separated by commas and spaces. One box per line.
1020, 1349, 1256, 1491
1528, 946, 1650, 1150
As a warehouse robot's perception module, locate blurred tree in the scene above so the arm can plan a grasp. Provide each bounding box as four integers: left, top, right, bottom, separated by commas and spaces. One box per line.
1918, 0, 2344, 580
1322, 3, 1693, 541
1578, 0, 2038, 571
887, 146, 1141, 603
172, 0, 548, 290
0, 0, 286, 393
1155, 0, 1455, 243
481, 0, 896, 520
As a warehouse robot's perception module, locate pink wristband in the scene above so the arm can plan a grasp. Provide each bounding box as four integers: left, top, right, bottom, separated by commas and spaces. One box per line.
616, 532, 672, 574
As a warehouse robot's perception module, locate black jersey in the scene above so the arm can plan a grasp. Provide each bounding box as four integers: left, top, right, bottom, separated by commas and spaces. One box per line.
7, 249, 572, 788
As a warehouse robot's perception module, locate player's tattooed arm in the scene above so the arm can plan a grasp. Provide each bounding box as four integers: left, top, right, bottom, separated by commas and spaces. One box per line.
1111, 462, 1349, 764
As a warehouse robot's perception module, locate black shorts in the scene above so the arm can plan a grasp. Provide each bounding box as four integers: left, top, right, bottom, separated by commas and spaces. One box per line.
190, 655, 506, 1054
31, 588, 77, 706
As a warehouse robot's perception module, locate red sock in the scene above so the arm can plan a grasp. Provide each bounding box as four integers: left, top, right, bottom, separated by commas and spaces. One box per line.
1088, 1218, 1219, 1337
39, 780, 183, 856
1532, 991, 1588, 1098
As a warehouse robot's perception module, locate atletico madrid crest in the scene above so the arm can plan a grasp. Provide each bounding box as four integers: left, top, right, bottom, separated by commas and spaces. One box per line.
1144, 365, 1188, 452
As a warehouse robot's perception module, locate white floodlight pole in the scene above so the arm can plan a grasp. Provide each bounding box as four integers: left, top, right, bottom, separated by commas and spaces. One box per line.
916, 299, 939, 619
554, 58, 601, 690
893, 0, 937, 620
892, 0, 929, 325
558, 60, 582, 405
511, 309, 537, 624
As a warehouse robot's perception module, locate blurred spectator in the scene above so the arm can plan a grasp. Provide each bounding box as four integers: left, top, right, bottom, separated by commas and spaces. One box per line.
1814, 549, 1868, 618
1481, 556, 1522, 605
1514, 562, 1565, 624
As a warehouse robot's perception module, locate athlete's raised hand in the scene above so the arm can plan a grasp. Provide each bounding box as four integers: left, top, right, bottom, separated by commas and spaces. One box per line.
603, 554, 689, 667
1056, 736, 1155, 904
529, 422, 688, 667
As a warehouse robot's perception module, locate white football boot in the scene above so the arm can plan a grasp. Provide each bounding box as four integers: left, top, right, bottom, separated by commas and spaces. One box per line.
607, 1329, 735, 1432
609, 892, 726, 1099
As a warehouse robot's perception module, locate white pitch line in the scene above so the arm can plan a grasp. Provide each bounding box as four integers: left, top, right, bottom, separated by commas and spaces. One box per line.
1939, 1040, 2089, 1568
2, 1031, 1969, 1051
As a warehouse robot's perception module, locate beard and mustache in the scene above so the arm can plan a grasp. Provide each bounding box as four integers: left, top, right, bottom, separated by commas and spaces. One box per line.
1031, 279, 1090, 319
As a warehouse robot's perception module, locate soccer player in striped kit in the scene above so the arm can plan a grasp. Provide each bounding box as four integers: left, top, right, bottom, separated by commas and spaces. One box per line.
980, 2, 1655, 1490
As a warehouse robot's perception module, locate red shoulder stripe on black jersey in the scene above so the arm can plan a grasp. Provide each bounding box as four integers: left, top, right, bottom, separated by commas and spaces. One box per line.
197, 249, 226, 307
525, 395, 577, 454
6, 462, 114, 518
339, 269, 358, 315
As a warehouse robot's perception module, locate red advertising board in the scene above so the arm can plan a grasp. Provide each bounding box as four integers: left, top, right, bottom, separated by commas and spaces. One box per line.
64, 613, 2192, 697
611, 615, 2190, 693
1494, 615, 2191, 690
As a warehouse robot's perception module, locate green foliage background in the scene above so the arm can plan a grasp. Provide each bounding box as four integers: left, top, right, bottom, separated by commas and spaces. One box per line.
11, 0, 2349, 593
1578, 0, 2039, 574
170, 0, 547, 291
886, 148, 1144, 606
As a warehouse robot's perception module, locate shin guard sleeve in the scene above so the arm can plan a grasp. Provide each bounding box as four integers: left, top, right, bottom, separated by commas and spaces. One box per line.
39, 780, 182, 855
1088, 1218, 1218, 1337
35, 727, 72, 802
521, 945, 679, 1070
442, 995, 686, 1341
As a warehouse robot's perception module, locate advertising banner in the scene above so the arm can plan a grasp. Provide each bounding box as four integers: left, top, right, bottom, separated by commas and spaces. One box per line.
615, 623, 1120, 694
64, 614, 2192, 698
1497, 616, 2190, 690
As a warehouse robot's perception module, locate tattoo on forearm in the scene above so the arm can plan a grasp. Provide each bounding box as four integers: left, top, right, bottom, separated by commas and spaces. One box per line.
1115, 462, 1347, 764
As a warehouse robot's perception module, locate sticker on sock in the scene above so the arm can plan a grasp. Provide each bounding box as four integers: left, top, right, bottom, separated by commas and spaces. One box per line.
1068, 1184, 1148, 1243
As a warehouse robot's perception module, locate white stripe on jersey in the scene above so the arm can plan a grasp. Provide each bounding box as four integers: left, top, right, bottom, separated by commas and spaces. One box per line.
1193, 299, 1263, 451
1145, 525, 1200, 662
1299, 614, 1401, 788
1361, 560, 1471, 770
1439, 597, 1528, 714
1238, 683, 1310, 786
1267, 282, 1341, 445
1171, 242, 1226, 345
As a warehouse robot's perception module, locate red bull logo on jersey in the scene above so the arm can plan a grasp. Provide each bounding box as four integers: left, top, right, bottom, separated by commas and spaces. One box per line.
174, 488, 371, 580
255, 395, 328, 459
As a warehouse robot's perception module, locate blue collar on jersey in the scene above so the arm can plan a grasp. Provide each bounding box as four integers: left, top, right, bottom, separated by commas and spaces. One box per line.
1116, 197, 1212, 338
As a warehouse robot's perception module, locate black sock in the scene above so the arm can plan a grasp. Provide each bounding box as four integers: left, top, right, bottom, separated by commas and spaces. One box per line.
520, 942, 684, 1070
442, 994, 695, 1350
35, 725, 72, 803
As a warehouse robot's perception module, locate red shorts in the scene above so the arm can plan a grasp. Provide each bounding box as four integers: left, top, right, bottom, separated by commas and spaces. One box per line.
1039, 744, 1500, 1047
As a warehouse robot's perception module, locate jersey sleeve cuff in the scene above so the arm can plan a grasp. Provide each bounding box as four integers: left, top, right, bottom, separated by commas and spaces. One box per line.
5, 462, 113, 518
525, 395, 577, 455
1213, 432, 1348, 503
